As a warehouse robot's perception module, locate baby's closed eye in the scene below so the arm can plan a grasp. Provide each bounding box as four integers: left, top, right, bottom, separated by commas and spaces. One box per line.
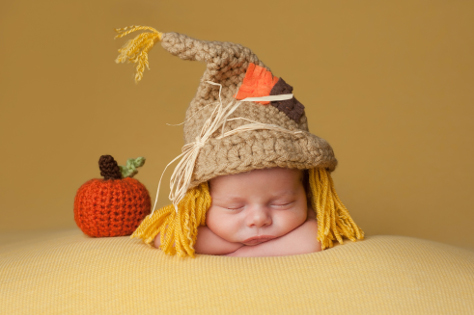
270, 200, 296, 209
224, 205, 244, 211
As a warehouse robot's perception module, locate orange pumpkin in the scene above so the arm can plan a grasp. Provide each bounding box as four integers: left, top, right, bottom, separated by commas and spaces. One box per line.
74, 155, 151, 237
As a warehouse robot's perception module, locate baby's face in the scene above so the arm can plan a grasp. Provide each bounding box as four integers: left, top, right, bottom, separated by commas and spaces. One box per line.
206, 168, 308, 246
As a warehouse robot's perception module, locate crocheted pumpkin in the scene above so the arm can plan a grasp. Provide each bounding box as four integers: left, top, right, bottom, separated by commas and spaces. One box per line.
74, 155, 151, 237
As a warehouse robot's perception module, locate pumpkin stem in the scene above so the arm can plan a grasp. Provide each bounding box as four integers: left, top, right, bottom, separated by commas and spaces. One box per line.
99, 155, 122, 180
119, 157, 146, 178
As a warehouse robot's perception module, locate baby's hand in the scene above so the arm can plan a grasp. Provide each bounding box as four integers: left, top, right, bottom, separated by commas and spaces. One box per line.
194, 226, 244, 255
226, 218, 320, 257
153, 226, 243, 255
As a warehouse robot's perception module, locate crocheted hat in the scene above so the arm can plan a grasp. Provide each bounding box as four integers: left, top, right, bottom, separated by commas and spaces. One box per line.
114, 26, 363, 256
115, 26, 337, 207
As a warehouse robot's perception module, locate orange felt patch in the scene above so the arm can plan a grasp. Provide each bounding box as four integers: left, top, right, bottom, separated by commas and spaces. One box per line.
234, 63, 279, 104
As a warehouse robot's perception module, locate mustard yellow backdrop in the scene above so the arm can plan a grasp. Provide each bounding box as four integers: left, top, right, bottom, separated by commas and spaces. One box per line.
0, 0, 473, 250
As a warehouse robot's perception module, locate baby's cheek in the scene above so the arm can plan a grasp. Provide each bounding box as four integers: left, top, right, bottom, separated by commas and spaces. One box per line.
206, 212, 236, 241
205, 212, 219, 232
278, 211, 307, 233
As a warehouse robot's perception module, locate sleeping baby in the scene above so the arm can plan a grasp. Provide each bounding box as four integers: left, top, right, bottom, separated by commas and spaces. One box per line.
115, 25, 364, 257
158, 168, 320, 257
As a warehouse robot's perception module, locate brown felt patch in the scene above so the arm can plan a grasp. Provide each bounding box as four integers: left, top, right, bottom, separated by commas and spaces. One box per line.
270, 78, 305, 122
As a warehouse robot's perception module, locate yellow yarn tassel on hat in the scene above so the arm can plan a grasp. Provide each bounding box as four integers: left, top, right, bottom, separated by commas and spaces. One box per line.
131, 182, 210, 258
114, 25, 163, 83
308, 168, 364, 249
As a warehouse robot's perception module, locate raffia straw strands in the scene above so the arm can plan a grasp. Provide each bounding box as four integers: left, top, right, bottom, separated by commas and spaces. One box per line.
152, 81, 297, 214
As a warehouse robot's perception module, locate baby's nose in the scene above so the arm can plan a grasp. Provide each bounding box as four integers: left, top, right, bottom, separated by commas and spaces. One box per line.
246, 207, 272, 227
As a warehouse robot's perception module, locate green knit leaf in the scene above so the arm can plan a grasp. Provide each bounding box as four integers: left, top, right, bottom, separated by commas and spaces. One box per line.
119, 157, 146, 178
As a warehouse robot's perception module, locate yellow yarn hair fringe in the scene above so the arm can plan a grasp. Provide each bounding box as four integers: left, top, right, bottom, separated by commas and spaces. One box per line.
132, 168, 364, 257
131, 182, 210, 258
308, 168, 364, 249
114, 25, 163, 83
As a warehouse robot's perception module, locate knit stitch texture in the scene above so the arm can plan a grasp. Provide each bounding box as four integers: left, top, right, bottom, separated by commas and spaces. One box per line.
74, 178, 151, 237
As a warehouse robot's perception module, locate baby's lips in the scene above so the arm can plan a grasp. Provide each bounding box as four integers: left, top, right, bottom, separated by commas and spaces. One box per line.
242, 235, 276, 246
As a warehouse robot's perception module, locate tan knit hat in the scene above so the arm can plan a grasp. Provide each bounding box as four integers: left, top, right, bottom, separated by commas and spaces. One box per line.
115, 26, 336, 206
115, 26, 363, 256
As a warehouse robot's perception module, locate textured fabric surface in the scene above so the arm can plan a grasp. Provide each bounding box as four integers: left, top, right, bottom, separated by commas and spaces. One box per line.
1, 230, 473, 314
